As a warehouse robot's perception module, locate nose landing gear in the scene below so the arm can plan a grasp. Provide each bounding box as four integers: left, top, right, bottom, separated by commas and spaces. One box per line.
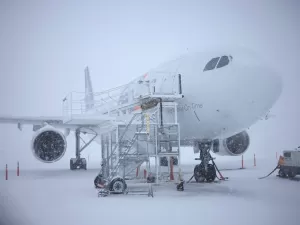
187, 141, 227, 183
194, 163, 217, 182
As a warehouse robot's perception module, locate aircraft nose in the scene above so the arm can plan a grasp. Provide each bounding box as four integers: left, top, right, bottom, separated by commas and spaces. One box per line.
223, 62, 283, 130
241, 64, 283, 118
233, 48, 283, 110
258, 65, 282, 102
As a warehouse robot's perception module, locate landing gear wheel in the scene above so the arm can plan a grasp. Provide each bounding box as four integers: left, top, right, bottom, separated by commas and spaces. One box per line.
278, 169, 286, 178
81, 158, 87, 170
206, 164, 216, 182
194, 163, 216, 182
70, 158, 75, 170
70, 158, 87, 170
109, 178, 127, 194
194, 164, 206, 182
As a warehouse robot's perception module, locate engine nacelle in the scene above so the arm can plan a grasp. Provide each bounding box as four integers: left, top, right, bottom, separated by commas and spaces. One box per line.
31, 125, 67, 163
212, 131, 250, 156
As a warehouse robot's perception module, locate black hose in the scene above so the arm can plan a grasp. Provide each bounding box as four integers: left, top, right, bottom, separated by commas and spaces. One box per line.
258, 165, 280, 179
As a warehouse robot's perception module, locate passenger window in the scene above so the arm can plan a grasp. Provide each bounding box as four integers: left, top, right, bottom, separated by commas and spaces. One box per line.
217, 56, 230, 68
203, 57, 220, 71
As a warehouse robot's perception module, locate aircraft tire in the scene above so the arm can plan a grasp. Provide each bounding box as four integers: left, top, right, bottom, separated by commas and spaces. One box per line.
70, 159, 75, 170
194, 164, 205, 182
205, 164, 216, 182
80, 158, 87, 170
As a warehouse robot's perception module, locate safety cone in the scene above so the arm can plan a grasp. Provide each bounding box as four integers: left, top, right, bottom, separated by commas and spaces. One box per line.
17, 161, 20, 176
170, 157, 174, 180
5, 164, 8, 180
241, 155, 244, 169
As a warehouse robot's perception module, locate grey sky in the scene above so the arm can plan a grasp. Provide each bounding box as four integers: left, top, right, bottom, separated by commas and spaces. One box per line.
0, 0, 299, 169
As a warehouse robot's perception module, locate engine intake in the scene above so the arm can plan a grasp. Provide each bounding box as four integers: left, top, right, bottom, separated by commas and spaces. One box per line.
212, 131, 250, 156
31, 126, 67, 163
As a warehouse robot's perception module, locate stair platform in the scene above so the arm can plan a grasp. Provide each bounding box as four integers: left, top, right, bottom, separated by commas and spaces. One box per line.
63, 114, 116, 125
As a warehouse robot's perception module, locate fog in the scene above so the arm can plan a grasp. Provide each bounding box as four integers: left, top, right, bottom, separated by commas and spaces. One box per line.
0, 0, 299, 169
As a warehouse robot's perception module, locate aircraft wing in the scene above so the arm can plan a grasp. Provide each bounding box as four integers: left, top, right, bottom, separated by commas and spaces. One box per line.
0, 114, 115, 133
0, 116, 64, 125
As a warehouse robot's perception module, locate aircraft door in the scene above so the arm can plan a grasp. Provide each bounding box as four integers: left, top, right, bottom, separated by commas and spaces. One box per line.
133, 79, 151, 98
155, 74, 178, 95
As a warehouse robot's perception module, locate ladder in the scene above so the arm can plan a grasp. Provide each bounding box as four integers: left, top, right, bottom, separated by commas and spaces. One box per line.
101, 98, 181, 184
62, 73, 184, 185
106, 106, 159, 180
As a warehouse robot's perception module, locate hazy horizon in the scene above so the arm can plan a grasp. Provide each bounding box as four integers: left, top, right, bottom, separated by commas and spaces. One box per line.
1, 0, 299, 170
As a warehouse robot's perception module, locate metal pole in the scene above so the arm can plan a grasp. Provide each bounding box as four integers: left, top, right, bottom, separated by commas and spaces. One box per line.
177, 123, 181, 181
178, 74, 182, 94
155, 125, 159, 185
176, 101, 181, 179
109, 132, 113, 175
106, 135, 110, 177
5, 164, 8, 180
116, 127, 119, 175
75, 129, 80, 159
159, 98, 163, 128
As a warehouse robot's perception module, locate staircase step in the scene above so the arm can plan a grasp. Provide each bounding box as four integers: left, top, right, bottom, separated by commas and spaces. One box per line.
136, 132, 149, 135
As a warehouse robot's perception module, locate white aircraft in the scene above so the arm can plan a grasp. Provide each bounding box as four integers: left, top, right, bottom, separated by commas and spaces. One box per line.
0, 46, 283, 182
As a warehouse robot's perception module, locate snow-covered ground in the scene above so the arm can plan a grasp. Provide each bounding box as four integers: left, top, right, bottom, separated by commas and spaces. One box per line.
0, 155, 299, 225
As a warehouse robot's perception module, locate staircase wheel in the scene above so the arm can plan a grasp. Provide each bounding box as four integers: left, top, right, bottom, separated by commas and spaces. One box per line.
109, 178, 127, 193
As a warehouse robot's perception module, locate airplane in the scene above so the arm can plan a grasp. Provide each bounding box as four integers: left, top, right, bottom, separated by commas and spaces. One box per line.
0, 46, 283, 184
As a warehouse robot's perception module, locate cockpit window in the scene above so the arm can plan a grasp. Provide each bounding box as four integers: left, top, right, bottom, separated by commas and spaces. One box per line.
204, 55, 233, 72
216, 56, 229, 68
203, 57, 220, 71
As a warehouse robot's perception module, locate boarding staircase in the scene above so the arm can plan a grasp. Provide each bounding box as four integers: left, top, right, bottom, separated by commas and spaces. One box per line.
62, 72, 183, 182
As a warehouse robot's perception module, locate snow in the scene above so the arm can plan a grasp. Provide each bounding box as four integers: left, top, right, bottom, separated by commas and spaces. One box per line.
0, 156, 300, 225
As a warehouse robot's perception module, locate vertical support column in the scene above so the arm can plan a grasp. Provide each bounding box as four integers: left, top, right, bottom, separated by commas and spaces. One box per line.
159, 98, 163, 128
100, 134, 106, 176
177, 123, 181, 176
146, 160, 150, 178
75, 129, 80, 159
136, 165, 140, 178
154, 111, 159, 185
170, 155, 174, 180
146, 113, 150, 134
109, 132, 113, 176
176, 100, 181, 179
116, 127, 120, 176
174, 102, 178, 126
105, 135, 110, 178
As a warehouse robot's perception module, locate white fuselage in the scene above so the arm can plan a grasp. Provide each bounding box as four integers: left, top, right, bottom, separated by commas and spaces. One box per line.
91, 47, 283, 146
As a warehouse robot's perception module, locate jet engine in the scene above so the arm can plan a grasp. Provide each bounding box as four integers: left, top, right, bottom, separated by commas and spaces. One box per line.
211, 131, 250, 156
31, 125, 67, 163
